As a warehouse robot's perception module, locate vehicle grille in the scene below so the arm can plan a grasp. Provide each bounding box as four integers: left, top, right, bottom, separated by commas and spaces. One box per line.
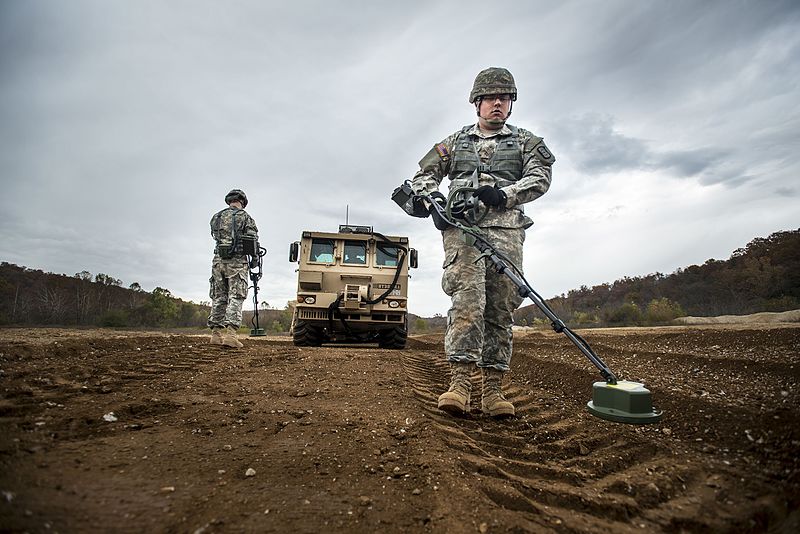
298, 310, 328, 320
299, 310, 403, 323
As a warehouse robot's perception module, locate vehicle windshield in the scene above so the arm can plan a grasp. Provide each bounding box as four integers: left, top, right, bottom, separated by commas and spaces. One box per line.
376, 245, 400, 267
343, 241, 367, 265
310, 238, 334, 262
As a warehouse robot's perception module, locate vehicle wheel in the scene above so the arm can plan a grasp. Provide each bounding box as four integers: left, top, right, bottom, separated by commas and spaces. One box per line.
293, 320, 322, 347
378, 326, 407, 349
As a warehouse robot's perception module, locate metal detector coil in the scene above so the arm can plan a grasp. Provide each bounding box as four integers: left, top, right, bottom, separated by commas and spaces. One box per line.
587, 381, 663, 424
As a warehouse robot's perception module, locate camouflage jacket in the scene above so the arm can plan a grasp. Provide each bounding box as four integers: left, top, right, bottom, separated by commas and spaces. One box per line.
411, 123, 554, 229
210, 207, 259, 259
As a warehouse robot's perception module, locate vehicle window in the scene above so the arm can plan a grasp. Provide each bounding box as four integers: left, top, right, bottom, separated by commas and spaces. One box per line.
376, 245, 399, 267
343, 241, 367, 265
310, 239, 334, 263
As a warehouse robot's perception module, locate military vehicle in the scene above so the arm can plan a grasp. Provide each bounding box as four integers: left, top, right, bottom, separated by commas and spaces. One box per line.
288, 225, 417, 348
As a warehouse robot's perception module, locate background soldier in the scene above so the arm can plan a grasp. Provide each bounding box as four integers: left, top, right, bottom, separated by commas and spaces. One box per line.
208, 189, 259, 348
411, 67, 555, 417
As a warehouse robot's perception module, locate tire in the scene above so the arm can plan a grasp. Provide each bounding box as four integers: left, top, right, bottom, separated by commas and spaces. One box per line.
292, 320, 322, 347
378, 326, 407, 349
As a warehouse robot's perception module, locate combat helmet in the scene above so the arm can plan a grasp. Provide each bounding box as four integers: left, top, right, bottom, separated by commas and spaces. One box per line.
225, 189, 248, 208
469, 67, 517, 103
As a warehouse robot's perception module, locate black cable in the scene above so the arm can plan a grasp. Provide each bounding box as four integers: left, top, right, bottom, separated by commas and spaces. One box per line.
327, 293, 352, 336
365, 232, 407, 305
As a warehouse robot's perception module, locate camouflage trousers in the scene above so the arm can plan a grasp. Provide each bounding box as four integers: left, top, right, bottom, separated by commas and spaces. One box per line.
208, 256, 250, 329
441, 226, 526, 372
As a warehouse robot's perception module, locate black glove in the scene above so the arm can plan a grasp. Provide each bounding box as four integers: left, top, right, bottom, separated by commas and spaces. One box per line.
249, 258, 259, 269
412, 197, 431, 218
473, 185, 507, 207
429, 198, 449, 231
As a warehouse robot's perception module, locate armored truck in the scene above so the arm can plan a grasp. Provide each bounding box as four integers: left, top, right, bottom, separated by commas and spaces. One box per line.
288, 225, 417, 348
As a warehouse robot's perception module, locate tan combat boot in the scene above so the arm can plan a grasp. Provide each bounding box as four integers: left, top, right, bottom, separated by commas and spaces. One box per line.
481, 368, 515, 417
209, 327, 224, 345
437, 362, 473, 415
222, 326, 244, 348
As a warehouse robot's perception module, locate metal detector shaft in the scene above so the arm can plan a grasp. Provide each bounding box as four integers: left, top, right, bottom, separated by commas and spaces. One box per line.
249, 245, 267, 336
251, 271, 262, 331
471, 237, 619, 384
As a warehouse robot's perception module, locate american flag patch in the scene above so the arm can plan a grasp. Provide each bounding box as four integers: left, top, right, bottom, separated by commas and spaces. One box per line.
435, 143, 450, 161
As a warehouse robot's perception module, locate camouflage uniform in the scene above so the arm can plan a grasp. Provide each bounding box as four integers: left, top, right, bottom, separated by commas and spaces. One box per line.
411, 123, 555, 371
207, 207, 259, 329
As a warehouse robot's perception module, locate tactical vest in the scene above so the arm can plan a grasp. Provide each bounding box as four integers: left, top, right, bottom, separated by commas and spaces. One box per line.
448, 124, 523, 187
211, 207, 246, 259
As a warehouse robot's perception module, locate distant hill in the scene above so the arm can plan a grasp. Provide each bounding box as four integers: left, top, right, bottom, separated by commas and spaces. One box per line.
5, 228, 797, 331
0, 263, 209, 328
514, 228, 800, 328
0, 261, 444, 335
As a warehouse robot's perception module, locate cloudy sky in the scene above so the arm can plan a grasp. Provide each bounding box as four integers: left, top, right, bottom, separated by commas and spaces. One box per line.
1, 0, 798, 317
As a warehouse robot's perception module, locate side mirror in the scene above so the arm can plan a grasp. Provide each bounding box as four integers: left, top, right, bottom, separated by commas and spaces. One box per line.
409, 248, 418, 269
289, 242, 299, 263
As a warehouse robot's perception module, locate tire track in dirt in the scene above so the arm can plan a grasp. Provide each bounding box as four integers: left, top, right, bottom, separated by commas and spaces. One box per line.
1, 328, 797, 532
401, 346, 745, 531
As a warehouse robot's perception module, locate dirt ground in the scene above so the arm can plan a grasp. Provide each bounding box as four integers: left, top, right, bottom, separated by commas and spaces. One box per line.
0, 324, 798, 533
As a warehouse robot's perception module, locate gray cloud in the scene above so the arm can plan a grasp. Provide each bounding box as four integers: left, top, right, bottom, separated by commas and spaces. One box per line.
654, 149, 732, 179
548, 114, 737, 182
1, 0, 798, 316
548, 114, 650, 174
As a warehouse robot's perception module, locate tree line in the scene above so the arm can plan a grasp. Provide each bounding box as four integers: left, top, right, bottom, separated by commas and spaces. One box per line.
0, 263, 209, 328
2, 228, 797, 330
514, 228, 800, 328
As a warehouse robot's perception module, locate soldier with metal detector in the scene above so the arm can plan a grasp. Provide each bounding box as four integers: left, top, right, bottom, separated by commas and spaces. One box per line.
208, 189, 261, 348
403, 67, 555, 417
395, 69, 663, 425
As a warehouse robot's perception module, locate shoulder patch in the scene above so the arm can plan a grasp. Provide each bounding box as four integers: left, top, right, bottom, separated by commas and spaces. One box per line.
537, 145, 552, 160
533, 140, 555, 165
435, 143, 450, 162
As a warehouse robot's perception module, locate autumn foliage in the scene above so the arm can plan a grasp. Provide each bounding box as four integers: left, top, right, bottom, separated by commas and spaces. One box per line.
514, 229, 800, 327
0, 266, 209, 328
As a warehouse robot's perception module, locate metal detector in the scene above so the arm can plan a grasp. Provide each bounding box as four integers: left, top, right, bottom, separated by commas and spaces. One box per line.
243, 237, 267, 337
394, 183, 663, 424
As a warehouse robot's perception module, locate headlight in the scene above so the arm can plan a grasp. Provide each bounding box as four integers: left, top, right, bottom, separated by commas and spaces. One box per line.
388, 300, 400, 308
304, 296, 316, 304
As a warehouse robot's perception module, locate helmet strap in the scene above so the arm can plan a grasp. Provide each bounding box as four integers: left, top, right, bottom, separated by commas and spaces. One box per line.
475, 97, 512, 122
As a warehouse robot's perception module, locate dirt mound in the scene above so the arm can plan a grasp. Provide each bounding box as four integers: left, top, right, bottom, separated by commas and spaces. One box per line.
675, 309, 800, 325
0, 326, 798, 532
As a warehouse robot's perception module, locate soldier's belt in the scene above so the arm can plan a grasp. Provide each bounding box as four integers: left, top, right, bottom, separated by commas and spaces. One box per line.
215, 245, 244, 259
